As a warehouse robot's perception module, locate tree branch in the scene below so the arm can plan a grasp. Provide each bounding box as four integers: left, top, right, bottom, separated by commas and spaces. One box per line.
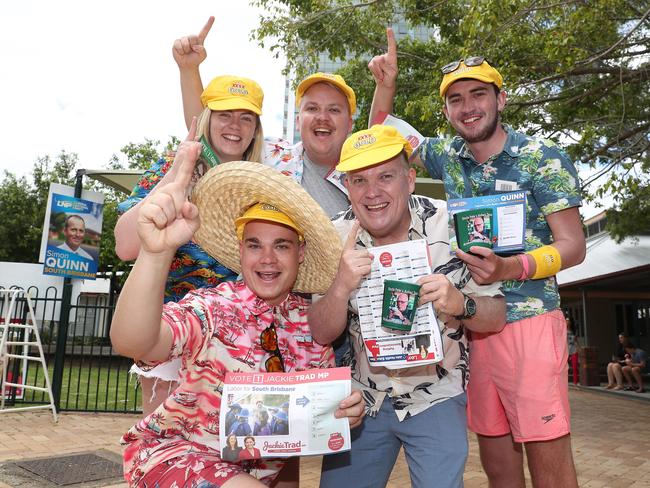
512, 68, 647, 108
580, 121, 650, 165
520, 64, 649, 86
576, 5, 650, 65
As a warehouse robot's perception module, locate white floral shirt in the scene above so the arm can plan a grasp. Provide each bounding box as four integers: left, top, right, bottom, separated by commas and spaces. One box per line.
330, 196, 502, 421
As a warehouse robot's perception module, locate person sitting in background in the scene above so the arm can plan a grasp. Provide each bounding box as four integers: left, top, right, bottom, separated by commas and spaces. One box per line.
606, 334, 631, 390
613, 333, 630, 361
622, 343, 647, 393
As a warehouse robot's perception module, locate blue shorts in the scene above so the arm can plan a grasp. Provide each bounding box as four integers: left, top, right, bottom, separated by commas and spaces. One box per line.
320, 393, 468, 488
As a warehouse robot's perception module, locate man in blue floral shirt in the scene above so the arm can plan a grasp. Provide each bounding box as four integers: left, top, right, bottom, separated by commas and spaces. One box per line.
368, 29, 585, 488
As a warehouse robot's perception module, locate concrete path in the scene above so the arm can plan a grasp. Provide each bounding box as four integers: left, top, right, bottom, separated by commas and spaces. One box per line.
1, 387, 648, 487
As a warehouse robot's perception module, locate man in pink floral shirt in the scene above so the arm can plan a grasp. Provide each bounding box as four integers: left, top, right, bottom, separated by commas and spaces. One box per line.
110, 132, 364, 487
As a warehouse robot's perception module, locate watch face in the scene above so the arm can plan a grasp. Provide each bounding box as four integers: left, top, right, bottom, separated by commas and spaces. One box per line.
466, 297, 477, 317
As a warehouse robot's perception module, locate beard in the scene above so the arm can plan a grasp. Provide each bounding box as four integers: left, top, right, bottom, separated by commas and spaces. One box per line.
454, 111, 500, 144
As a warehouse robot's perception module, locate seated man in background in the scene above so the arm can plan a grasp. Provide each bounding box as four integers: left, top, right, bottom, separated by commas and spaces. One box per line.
622, 343, 647, 393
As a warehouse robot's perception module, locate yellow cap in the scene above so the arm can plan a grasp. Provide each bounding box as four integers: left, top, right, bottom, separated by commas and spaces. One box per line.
439, 60, 503, 98
296, 72, 356, 115
201, 75, 264, 115
235, 203, 304, 241
336, 125, 413, 172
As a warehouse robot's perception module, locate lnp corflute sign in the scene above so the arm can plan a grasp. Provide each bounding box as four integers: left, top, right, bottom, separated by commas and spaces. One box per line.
41, 184, 104, 280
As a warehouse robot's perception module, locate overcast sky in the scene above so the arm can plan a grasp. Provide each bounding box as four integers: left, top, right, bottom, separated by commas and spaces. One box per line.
0, 1, 287, 178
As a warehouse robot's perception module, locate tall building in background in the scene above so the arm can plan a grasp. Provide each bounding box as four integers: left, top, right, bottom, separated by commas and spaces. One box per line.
283, 19, 434, 142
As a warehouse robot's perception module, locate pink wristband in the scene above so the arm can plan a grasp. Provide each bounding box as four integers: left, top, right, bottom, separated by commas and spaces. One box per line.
517, 254, 530, 281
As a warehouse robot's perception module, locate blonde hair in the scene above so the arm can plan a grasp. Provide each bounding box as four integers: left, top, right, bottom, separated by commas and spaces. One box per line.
196, 107, 264, 163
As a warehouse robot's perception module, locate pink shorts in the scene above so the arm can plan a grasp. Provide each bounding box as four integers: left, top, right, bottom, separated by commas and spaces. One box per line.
467, 309, 570, 443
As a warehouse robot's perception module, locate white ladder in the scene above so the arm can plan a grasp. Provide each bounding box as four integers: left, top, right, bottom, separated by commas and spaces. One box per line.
0, 288, 57, 422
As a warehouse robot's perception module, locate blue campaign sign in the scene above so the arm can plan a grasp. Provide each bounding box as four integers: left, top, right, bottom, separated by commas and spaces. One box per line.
43, 192, 104, 280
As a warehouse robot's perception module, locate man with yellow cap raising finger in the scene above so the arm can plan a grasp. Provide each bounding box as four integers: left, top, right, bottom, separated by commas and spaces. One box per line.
309, 124, 505, 488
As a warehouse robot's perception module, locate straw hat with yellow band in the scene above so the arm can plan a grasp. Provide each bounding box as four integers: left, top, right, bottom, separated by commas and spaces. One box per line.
336, 125, 413, 172
439, 58, 503, 99
200, 75, 264, 115
296, 72, 357, 116
191, 161, 342, 294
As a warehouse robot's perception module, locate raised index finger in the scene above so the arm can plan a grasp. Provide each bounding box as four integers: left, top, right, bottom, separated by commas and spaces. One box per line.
344, 220, 361, 250
176, 121, 201, 189
198, 16, 215, 44
185, 116, 198, 142
386, 27, 396, 60
176, 145, 200, 191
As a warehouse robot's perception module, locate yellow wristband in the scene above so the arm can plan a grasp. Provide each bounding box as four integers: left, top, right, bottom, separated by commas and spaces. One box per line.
528, 245, 562, 279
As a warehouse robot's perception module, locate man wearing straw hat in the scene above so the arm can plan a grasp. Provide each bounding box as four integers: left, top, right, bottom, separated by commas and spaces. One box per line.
110, 138, 364, 487
309, 124, 506, 488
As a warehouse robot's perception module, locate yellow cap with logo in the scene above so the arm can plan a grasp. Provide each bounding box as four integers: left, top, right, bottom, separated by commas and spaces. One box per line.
201, 75, 264, 115
296, 72, 357, 115
235, 202, 304, 241
336, 125, 412, 172
439, 59, 503, 98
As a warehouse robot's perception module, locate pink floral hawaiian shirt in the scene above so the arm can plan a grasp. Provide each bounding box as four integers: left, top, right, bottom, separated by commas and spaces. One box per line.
121, 281, 334, 485
263, 137, 306, 181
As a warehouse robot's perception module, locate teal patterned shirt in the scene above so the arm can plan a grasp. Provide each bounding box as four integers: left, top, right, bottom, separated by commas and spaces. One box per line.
419, 126, 582, 324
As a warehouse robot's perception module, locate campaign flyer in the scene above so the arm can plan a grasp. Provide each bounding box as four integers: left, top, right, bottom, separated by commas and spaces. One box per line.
351, 239, 444, 369
447, 191, 527, 254
220, 367, 351, 458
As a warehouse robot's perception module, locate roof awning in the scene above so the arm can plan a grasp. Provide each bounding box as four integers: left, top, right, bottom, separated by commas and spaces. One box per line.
80, 170, 445, 199
82, 169, 143, 194
557, 233, 650, 287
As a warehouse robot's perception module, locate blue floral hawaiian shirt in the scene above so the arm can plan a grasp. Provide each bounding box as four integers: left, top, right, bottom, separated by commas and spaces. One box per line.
419, 125, 582, 324
117, 153, 238, 303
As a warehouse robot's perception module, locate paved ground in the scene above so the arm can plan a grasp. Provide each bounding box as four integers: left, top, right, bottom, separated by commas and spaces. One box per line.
0, 386, 648, 487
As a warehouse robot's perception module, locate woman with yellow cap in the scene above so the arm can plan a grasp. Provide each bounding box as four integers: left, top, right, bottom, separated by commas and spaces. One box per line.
113, 73, 266, 416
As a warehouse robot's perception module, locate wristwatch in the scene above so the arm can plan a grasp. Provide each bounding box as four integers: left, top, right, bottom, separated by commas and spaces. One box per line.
454, 293, 477, 321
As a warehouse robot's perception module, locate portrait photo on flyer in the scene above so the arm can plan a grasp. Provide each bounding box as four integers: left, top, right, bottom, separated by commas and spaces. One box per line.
447, 191, 526, 255
353, 239, 445, 369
